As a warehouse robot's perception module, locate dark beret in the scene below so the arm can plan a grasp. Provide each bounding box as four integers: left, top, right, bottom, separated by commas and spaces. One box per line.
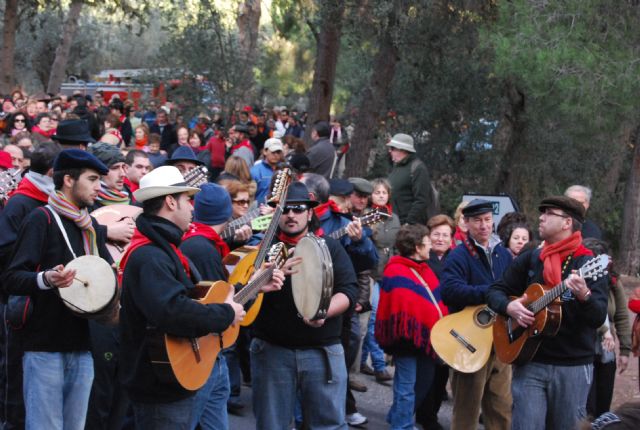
233, 123, 250, 134
329, 179, 354, 197
349, 177, 373, 195
539, 195, 586, 224
88, 142, 125, 168
288, 153, 311, 172
53, 149, 108, 175
462, 199, 495, 218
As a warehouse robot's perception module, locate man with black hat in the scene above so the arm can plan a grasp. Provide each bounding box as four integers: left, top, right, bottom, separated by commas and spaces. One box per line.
2, 149, 112, 429
251, 181, 359, 429
440, 198, 513, 430
226, 124, 254, 169
118, 166, 245, 429
51, 118, 96, 150
180, 182, 284, 429
166, 146, 205, 176
487, 196, 608, 430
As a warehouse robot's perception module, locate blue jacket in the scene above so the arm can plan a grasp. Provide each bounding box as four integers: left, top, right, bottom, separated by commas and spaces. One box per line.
318, 210, 378, 273
440, 238, 512, 313
250, 161, 274, 204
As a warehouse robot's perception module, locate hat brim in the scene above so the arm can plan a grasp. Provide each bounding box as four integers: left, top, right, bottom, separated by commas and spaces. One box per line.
134, 185, 200, 203
166, 158, 205, 166
52, 134, 96, 144
268, 199, 319, 209
385, 141, 416, 153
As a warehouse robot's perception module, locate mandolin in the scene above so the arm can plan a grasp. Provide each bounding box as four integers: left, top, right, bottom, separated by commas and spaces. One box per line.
156, 243, 288, 390
327, 209, 391, 240
493, 254, 609, 365
223, 168, 292, 326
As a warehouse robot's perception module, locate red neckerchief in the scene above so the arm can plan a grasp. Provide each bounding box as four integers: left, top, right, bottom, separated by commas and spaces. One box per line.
32, 125, 55, 138
314, 200, 343, 218
123, 177, 139, 195
134, 136, 148, 149
118, 229, 191, 286
10, 176, 49, 202
231, 139, 253, 154
277, 231, 305, 246
371, 203, 393, 215
539, 231, 592, 286
183, 222, 230, 257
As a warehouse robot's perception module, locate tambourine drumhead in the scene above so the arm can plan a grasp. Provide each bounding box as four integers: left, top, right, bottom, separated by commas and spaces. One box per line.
291, 235, 333, 320
58, 255, 116, 314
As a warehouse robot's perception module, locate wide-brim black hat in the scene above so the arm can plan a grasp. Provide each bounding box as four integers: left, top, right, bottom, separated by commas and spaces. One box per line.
51, 119, 96, 144
539, 195, 586, 224
269, 181, 319, 208
165, 146, 205, 166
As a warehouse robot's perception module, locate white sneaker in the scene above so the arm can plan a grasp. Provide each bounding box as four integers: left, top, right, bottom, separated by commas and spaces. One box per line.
346, 412, 368, 427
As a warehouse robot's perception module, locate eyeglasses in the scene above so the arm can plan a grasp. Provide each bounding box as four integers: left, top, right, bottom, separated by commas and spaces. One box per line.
543, 209, 569, 218
233, 199, 250, 206
282, 205, 308, 215
14, 118, 25, 123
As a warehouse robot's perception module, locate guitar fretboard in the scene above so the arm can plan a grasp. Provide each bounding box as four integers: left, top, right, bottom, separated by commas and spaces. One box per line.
221, 207, 261, 240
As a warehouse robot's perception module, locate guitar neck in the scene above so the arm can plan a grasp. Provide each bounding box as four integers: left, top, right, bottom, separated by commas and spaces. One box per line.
328, 225, 348, 240
253, 206, 283, 271
528, 266, 587, 313
234, 266, 275, 305
221, 208, 260, 240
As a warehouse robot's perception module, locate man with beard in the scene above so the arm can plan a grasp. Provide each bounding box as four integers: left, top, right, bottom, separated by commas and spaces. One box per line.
225, 124, 254, 169
2, 149, 111, 429
118, 166, 246, 429
251, 182, 358, 429
487, 196, 608, 430
0, 142, 61, 430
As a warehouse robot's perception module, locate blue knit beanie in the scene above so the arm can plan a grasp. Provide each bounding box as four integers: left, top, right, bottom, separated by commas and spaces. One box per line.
193, 183, 232, 225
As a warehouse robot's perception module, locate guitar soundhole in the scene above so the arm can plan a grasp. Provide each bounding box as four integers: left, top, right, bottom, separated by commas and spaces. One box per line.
475, 309, 494, 327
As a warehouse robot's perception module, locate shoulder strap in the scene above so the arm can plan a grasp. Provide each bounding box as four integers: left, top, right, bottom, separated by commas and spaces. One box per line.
45, 205, 77, 259
410, 267, 443, 319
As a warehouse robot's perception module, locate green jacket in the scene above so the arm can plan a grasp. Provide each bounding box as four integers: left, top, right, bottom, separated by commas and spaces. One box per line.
388, 154, 432, 225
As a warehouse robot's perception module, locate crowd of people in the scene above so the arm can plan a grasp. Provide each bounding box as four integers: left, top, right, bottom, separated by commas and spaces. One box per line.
0, 89, 640, 430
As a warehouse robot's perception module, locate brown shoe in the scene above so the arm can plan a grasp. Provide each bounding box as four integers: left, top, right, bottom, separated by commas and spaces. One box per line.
360, 364, 375, 375
348, 378, 368, 392
375, 369, 392, 382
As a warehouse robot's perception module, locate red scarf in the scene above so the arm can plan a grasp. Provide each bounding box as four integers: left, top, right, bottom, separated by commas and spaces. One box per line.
371, 203, 393, 215
183, 222, 230, 257
32, 125, 55, 138
135, 136, 148, 149
231, 139, 253, 154
314, 200, 343, 218
10, 176, 49, 202
118, 229, 191, 286
277, 231, 305, 247
539, 231, 592, 286
123, 177, 139, 203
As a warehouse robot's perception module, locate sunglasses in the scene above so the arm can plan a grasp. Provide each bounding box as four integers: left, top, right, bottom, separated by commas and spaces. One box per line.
233, 199, 251, 206
282, 205, 308, 215
14, 118, 25, 123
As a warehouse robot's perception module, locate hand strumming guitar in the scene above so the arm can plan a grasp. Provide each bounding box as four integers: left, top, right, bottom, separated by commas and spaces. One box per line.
224, 288, 245, 325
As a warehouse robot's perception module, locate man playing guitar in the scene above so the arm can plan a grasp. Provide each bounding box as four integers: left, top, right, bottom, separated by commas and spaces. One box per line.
487, 196, 608, 430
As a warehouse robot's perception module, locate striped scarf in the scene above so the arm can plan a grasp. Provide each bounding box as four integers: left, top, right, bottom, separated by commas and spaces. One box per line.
48, 190, 98, 256
97, 182, 130, 205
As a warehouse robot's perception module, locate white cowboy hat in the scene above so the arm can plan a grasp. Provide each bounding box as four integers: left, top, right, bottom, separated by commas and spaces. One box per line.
133, 166, 200, 203
385, 133, 416, 153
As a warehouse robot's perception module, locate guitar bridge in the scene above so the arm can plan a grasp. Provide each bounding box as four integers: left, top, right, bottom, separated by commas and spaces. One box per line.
449, 329, 477, 353
190, 338, 201, 363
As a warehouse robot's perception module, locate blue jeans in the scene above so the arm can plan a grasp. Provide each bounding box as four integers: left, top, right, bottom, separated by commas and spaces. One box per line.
23, 351, 94, 430
190, 355, 230, 430
360, 282, 386, 372
222, 345, 242, 405
132, 396, 195, 430
387, 354, 435, 430
250, 338, 348, 430
512, 362, 593, 430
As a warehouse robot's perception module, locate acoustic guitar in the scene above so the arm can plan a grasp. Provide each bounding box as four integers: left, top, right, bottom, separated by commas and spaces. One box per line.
220, 208, 273, 240
157, 243, 288, 390
430, 305, 496, 373
493, 254, 609, 365
326, 210, 391, 240
224, 168, 292, 326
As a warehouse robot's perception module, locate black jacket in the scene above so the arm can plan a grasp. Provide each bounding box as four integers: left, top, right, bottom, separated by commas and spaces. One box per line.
118, 215, 234, 403
487, 248, 608, 365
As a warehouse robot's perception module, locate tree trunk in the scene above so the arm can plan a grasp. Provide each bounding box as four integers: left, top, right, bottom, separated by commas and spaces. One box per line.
0, 0, 19, 94
618, 125, 640, 275
493, 79, 526, 194
46, 0, 83, 94
305, 0, 345, 143
345, 3, 401, 177
236, 0, 261, 99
